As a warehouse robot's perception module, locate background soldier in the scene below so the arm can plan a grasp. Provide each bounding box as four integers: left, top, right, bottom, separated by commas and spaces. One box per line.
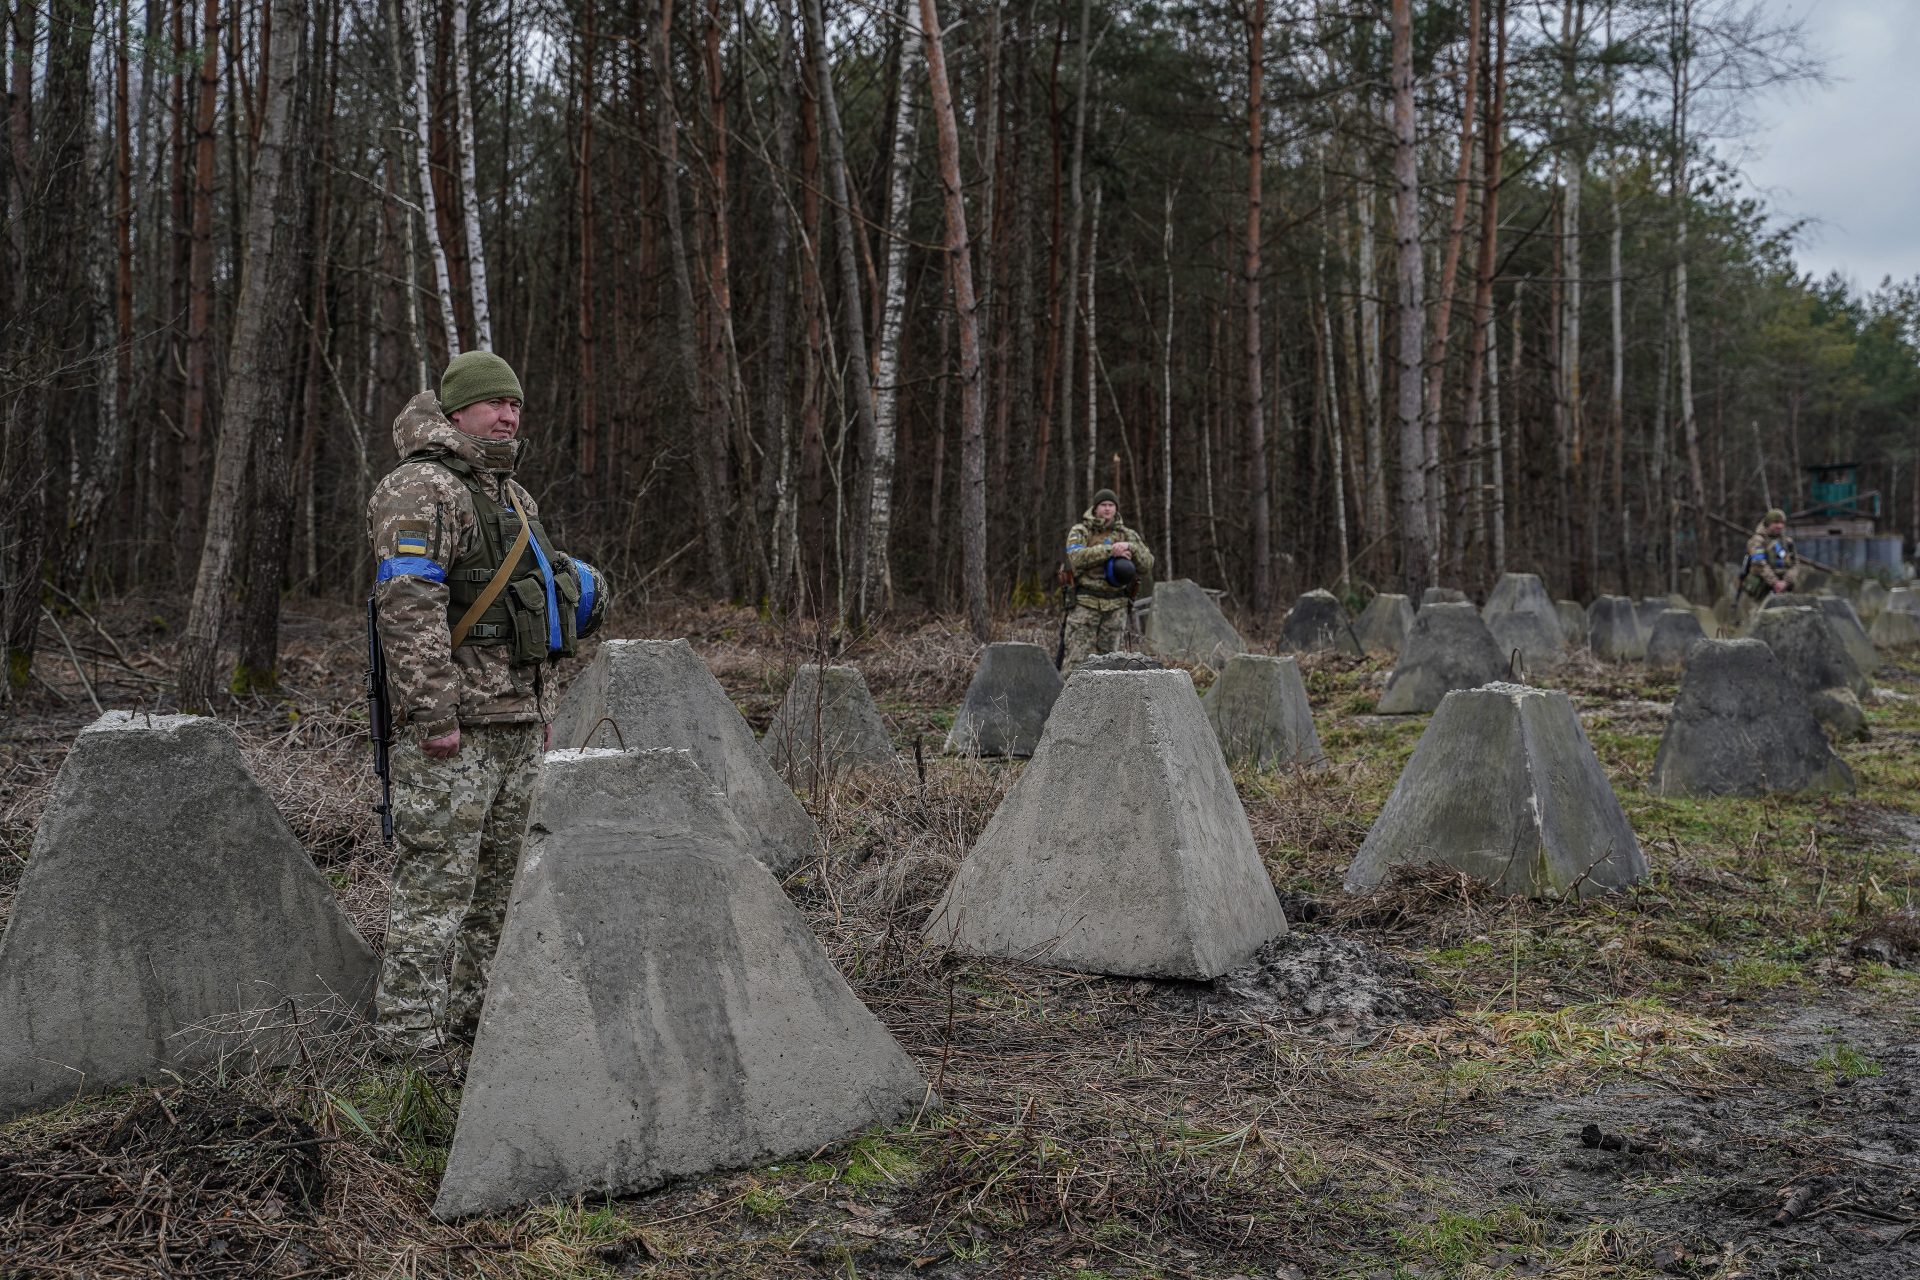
1060, 489, 1155, 675
367, 351, 606, 1051
1741, 506, 1796, 618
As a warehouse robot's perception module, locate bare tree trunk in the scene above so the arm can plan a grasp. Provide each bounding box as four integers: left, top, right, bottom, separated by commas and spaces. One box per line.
861, 0, 921, 619
1607, 0, 1628, 590
181, 0, 221, 553
404, 0, 458, 357
765, 0, 802, 611
1391, 0, 1429, 596
1085, 182, 1100, 495
1356, 148, 1386, 542
1161, 182, 1175, 576
1245, 0, 1270, 615
1460, 0, 1504, 588
1057, 0, 1091, 525
178, 0, 311, 709
805, 0, 879, 625
1421, 0, 1482, 576
576, 1, 598, 492
919, 0, 988, 640
1671, 0, 1708, 542
655, 0, 733, 597
451, 0, 490, 348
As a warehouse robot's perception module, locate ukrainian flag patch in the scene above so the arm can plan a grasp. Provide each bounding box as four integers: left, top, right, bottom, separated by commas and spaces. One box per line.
395, 530, 429, 556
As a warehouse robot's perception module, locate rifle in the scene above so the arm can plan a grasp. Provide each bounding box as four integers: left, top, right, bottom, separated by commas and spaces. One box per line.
1053, 565, 1075, 670
365, 597, 395, 844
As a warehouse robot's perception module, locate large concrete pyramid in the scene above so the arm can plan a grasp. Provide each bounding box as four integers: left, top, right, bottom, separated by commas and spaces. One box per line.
1870, 606, 1920, 651
1483, 572, 1562, 640
1145, 579, 1246, 667
1355, 593, 1415, 655
1649, 640, 1853, 797
1488, 610, 1565, 672
1203, 654, 1327, 770
1344, 684, 1647, 899
433, 749, 927, 1220
0, 713, 375, 1119
552, 639, 818, 875
925, 669, 1286, 979
1586, 595, 1646, 662
1644, 609, 1707, 669
1422, 587, 1469, 606
1276, 589, 1362, 656
1812, 596, 1878, 679
1377, 602, 1507, 714
945, 642, 1062, 757
1749, 606, 1869, 740
763, 664, 899, 786
1855, 579, 1889, 623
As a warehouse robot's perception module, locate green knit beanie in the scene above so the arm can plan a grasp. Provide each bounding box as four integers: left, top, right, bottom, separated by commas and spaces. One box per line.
1091, 488, 1119, 510
439, 351, 523, 415
1765, 507, 1787, 525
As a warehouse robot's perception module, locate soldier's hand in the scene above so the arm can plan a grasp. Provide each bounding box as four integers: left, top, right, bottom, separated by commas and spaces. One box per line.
544, 723, 553, 751
422, 728, 462, 758
1772, 579, 1788, 594
1112, 542, 1132, 558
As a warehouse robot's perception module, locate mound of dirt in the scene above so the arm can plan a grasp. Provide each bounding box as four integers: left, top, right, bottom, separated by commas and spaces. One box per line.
1199, 932, 1449, 1033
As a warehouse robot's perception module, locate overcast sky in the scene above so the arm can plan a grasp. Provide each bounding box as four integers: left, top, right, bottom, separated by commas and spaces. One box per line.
1739, 0, 1920, 292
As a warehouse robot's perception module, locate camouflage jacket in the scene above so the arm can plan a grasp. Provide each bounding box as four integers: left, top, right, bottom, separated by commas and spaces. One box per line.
1065, 507, 1156, 609
1744, 522, 1796, 589
368, 392, 601, 741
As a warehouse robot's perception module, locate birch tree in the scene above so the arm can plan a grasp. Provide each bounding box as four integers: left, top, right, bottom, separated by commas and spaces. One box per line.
451, 0, 490, 349
860, 0, 922, 620
403, 0, 457, 357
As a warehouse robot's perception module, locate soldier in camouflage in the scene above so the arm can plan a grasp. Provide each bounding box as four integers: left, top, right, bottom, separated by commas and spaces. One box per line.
367, 351, 607, 1050
1741, 507, 1796, 616
1060, 489, 1156, 676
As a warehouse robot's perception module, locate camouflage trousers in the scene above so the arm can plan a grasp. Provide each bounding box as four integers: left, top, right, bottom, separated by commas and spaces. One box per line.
375, 722, 544, 1044
1060, 601, 1129, 677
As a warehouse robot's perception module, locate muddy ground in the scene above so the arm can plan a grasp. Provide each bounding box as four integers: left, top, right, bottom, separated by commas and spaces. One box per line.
3, 594, 1918, 1279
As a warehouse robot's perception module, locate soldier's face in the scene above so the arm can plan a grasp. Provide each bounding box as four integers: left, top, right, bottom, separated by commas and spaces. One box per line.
1095, 500, 1117, 520
450, 397, 522, 441
1769, 521, 1785, 535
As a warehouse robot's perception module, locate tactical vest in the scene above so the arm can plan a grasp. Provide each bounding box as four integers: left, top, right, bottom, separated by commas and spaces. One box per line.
429, 454, 579, 665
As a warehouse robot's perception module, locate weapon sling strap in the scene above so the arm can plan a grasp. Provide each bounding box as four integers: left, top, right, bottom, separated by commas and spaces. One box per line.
449, 508, 531, 651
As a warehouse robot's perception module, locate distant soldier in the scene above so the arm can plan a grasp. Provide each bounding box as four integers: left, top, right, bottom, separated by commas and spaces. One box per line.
1059, 489, 1156, 676
1741, 507, 1796, 614
367, 352, 607, 1051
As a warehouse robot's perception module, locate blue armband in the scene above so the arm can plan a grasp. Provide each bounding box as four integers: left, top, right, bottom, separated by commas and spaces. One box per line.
377, 556, 446, 583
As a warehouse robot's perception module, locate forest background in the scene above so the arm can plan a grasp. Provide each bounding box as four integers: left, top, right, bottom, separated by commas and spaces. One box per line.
3, 0, 1916, 706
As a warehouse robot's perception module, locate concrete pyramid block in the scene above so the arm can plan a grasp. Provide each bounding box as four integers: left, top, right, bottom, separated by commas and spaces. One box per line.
1812, 596, 1878, 679
1377, 602, 1507, 715
925, 669, 1286, 979
763, 664, 899, 785
1146, 579, 1246, 667
1644, 609, 1707, 669
552, 639, 819, 875
1750, 606, 1869, 741
1856, 579, 1889, 622
1649, 641, 1854, 797
1421, 587, 1469, 607
1483, 572, 1562, 636
1203, 654, 1327, 770
1276, 589, 1362, 656
1587, 595, 1646, 662
1489, 610, 1565, 672
1888, 587, 1920, 618
1556, 600, 1589, 648
1635, 597, 1676, 633
0, 713, 375, 1119
434, 749, 927, 1219
1869, 606, 1920, 651
1344, 684, 1647, 899
1355, 593, 1415, 655
945, 642, 1062, 757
